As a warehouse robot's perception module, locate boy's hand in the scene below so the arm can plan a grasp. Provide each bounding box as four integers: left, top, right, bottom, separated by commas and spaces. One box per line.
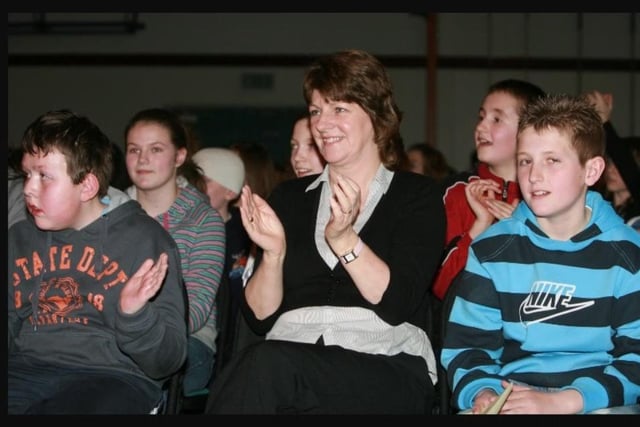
472, 388, 499, 414
486, 198, 519, 220
584, 90, 613, 123
466, 179, 500, 238
119, 253, 168, 315
494, 380, 584, 414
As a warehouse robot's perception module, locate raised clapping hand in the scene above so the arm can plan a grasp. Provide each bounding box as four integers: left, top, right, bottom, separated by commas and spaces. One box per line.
465, 179, 499, 225
239, 185, 286, 257
485, 197, 519, 221
325, 172, 361, 244
119, 253, 168, 315
466, 180, 519, 239
584, 90, 613, 124
466, 179, 519, 219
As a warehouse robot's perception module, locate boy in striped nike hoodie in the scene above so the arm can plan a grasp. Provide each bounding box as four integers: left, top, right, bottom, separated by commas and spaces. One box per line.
441, 94, 640, 414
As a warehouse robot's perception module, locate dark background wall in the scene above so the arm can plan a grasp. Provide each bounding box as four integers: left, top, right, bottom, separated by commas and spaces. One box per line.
8, 13, 640, 171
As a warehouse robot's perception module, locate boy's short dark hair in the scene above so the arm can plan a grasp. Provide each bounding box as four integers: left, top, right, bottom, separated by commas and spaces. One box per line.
487, 79, 546, 114
21, 109, 113, 198
518, 94, 605, 165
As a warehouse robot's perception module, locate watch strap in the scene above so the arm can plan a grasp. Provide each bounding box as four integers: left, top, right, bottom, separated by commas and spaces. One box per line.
340, 237, 364, 264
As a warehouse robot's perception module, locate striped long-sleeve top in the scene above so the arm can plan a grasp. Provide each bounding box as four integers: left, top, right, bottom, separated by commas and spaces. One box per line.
441, 191, 640, 413
153, 183, 226, 351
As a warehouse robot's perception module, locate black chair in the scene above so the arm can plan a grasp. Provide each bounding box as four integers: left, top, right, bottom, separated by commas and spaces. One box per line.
403, 287, 442, 415
164, 274, 234, 414
163, 369, 185, 414
434, 275, 464, 415
429, 296, 446, 415
149, 366, 185, 415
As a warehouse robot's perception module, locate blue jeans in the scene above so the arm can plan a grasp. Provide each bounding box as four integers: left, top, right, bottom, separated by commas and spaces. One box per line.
183, 336, 215, 395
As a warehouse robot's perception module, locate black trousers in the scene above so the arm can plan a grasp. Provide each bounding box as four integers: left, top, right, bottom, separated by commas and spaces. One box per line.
206, 339, 434, 414
8, 355, 161, 414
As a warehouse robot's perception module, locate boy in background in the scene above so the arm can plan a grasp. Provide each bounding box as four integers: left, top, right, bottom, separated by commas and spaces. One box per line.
441, 94, 640, 414
8, 110, 187, 414
432, 79, 545, 301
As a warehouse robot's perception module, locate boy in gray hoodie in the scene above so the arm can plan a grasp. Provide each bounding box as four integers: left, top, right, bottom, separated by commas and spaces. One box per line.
8, 109, 187, 414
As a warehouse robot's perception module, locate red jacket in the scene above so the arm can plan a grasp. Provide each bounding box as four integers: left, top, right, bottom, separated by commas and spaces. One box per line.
431, 163, 520, 300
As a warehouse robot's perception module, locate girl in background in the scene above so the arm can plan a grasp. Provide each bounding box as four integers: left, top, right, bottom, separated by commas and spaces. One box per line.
125, 108, 226, 394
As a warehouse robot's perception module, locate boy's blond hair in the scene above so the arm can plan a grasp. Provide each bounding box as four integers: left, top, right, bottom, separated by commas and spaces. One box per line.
518, 94, 605, 165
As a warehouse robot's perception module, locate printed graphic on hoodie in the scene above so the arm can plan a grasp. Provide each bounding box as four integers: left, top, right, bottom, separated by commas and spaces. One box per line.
519, 280, 595, 325
12, 243, 129, 327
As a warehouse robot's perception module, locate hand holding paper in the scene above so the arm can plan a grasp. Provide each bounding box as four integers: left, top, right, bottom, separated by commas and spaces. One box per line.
481, 382, 513, 414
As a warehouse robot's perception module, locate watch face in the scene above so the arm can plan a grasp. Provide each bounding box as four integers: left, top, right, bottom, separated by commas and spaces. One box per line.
342, 251, 357, 263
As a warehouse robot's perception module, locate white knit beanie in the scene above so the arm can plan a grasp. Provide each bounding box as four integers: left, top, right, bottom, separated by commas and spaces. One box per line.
193, 147, 245, 194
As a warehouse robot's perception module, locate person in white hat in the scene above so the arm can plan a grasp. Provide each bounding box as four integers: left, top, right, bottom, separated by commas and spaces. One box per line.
193, 147, 246, 222
193, 147, 253, 369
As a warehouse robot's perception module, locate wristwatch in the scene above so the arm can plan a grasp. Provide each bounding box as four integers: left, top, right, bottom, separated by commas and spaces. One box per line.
340, 237, 364, 264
